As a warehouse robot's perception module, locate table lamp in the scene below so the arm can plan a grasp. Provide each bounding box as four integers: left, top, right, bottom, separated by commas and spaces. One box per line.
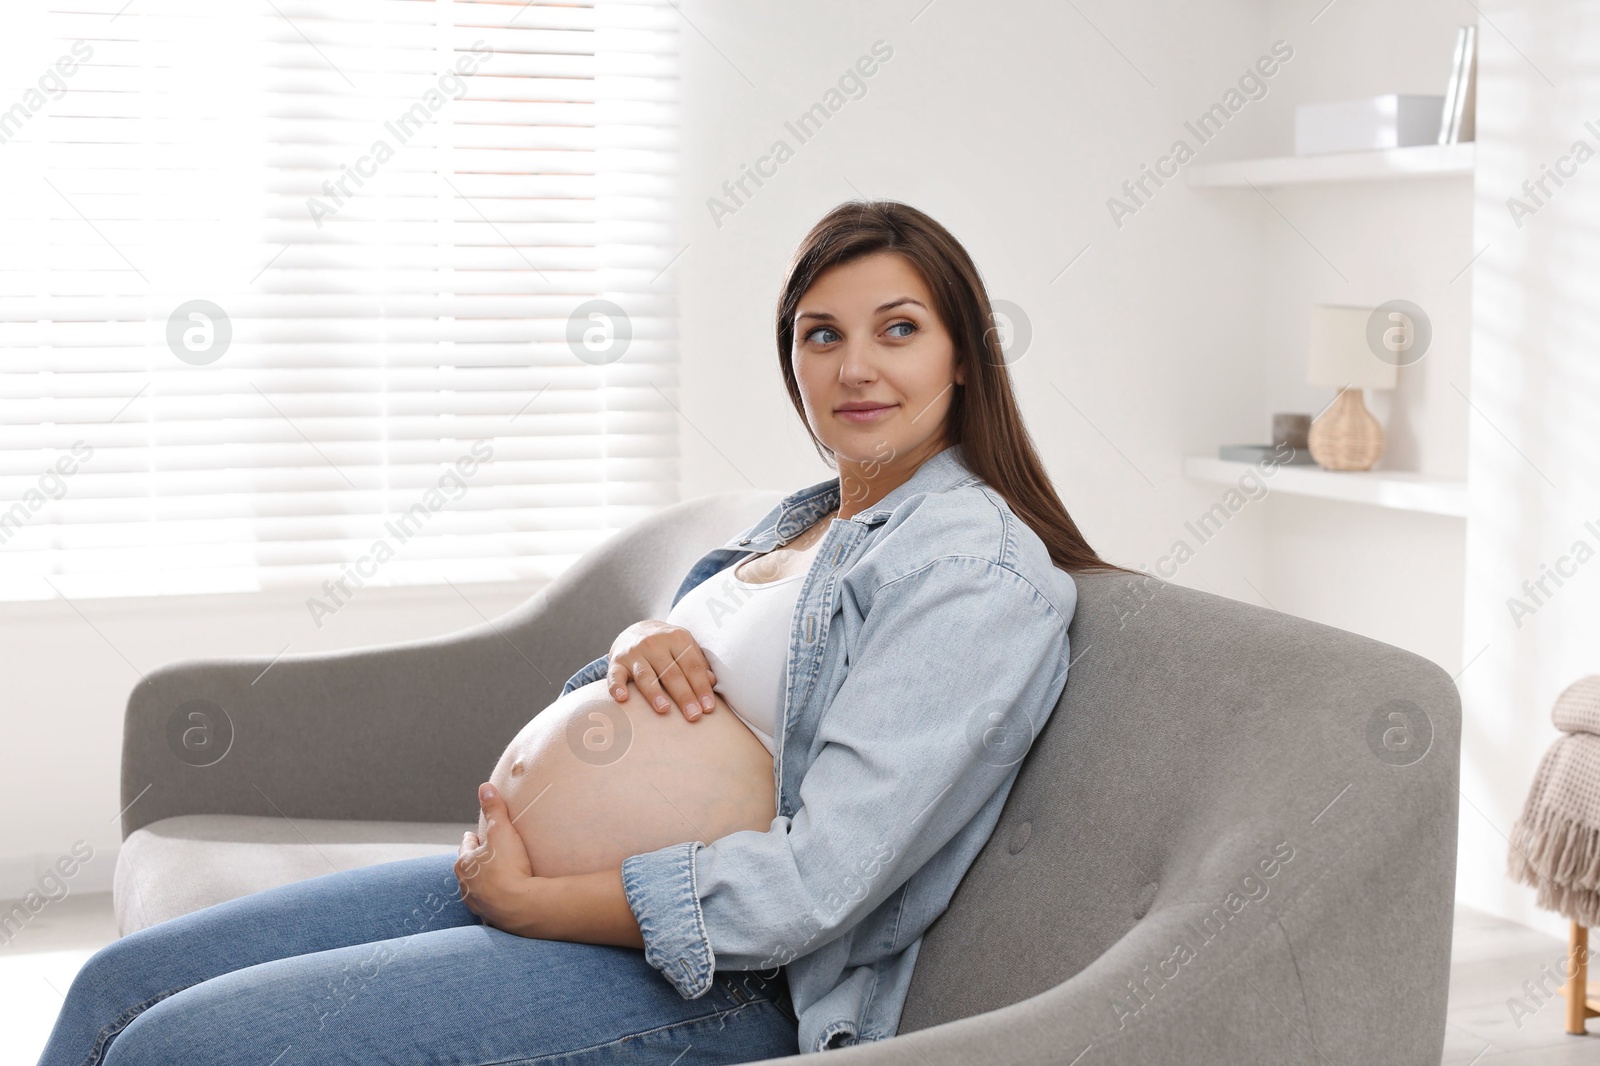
1306, 304, 1398, 471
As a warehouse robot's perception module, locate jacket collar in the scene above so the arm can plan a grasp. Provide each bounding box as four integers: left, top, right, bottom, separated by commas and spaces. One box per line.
725, 442, 981, 550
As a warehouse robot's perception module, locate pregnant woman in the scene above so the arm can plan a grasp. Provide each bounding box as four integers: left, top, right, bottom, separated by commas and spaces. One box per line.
38, 201, 1125, 1065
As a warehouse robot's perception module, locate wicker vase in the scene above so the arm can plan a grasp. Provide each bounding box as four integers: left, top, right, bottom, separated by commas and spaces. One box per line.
1308, 387, 1384, 471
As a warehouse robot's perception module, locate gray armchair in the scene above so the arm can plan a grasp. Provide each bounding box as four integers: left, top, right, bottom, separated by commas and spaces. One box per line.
116, 490, 1460, 1065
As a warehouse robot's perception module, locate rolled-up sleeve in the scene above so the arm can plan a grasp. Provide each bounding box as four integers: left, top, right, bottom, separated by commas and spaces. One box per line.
620, 555, 1074, 998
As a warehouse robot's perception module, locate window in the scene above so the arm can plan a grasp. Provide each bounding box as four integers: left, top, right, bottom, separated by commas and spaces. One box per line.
0, 0, 680, 603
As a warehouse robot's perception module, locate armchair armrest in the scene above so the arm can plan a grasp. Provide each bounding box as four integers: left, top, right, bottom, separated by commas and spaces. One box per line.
762, 790, 1452, 1065
790, 898, 1316, 1064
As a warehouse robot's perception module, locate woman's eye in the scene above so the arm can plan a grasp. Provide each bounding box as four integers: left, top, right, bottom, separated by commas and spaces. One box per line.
805, 326, 840, 345
886, 320, 916, 339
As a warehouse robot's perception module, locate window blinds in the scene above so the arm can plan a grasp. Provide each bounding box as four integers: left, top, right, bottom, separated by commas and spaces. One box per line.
0, 0, 680, 603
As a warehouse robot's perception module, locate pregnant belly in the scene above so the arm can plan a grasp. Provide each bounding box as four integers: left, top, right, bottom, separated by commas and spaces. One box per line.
484, 679, 777, 879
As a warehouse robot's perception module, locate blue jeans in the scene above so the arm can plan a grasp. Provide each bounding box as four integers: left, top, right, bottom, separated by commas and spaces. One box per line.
38, 854, 800, 1065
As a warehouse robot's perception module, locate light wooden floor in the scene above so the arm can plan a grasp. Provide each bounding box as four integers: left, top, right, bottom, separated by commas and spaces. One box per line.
0, 895, 1593, 1064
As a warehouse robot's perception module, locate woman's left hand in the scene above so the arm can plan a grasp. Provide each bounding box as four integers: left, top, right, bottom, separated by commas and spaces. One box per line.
455, 783, 541, 936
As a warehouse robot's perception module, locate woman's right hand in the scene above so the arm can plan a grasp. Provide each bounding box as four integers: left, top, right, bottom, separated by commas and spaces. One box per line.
607, 621, 719, 722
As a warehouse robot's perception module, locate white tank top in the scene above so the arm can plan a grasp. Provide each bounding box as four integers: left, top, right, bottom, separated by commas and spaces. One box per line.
663, 562, 806, 756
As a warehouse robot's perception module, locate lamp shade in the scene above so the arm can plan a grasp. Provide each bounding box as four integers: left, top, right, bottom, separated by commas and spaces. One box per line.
1307, 304, 1398, 390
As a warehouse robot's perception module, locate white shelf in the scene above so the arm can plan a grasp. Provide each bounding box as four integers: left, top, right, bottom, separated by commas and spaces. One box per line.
1185, 143, 1476, 189
1183, 455, 1468, 517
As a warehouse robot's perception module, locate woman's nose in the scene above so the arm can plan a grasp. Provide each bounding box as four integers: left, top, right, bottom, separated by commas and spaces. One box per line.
837, 340, 877, 385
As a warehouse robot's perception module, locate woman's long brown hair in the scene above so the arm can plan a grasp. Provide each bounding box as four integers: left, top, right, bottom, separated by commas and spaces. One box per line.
775, 200, 1129, 575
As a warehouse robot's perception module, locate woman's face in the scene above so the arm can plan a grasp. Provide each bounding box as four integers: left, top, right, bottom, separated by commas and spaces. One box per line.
790, 251, 965, 468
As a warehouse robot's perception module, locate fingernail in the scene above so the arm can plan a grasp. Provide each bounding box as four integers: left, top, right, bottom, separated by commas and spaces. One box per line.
613, 686, 626, 700
480, 783, 497, 802
655, 696, 669, 710
700, 695, 714, 711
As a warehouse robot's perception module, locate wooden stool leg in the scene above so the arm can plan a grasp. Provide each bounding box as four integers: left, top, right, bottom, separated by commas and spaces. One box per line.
1568, 923, 1589, 1035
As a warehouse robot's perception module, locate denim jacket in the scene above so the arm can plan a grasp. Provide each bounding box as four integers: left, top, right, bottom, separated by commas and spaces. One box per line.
559, 443, 1078, 1054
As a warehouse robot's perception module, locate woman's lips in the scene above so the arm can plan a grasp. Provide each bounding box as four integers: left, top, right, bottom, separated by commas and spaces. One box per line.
835, 404, 896, 423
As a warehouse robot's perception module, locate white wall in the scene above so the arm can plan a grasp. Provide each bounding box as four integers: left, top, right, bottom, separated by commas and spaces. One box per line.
669, 1, 1476, 679
670, 0, 1275, 593
1458, 0, 1600, 939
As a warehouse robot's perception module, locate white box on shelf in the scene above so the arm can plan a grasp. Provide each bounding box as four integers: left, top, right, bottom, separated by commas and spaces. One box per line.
1294, 95, 1446, 156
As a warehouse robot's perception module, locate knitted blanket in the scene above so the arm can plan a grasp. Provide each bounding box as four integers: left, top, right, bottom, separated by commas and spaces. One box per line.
1508, 675, 1600, 927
